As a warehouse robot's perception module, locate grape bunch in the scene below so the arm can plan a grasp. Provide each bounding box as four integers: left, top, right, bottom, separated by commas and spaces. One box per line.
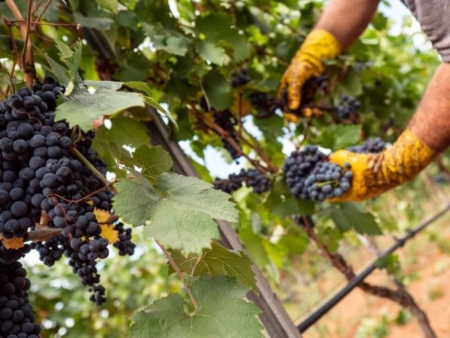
231, 68, 251, 87
0, 261, 40, 338
243, 169, 271, 194
213, 110, 241, 160
283, 145, 353, 202
346, 137, 385, 154
0, 78, 136, 335
248, 92, 280, 117
305, 161, 352, 201
214, 168, 271, 194
283, 146, 327, 200
213, 172, 244, 194
337, 95, 360, 119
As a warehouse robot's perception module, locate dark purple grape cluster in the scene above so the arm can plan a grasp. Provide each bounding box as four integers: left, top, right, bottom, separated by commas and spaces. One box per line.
113, 222, 136, 256
248, 92, 280, 116
337, 95, 360, 119
214, 168, 271, 194
0, 78, 136, 334
213, 110, 240, 160
0, 261, 40, 338
283, 146, 353, 202
213, 172, 244, 193
283, 146, 327, 200
305, 161, 352, 201
346, 137, 385, 154
0, 243, 31, 265
243, 169, 271, 194
231, 68, 251, 87
292, 215, 314, 228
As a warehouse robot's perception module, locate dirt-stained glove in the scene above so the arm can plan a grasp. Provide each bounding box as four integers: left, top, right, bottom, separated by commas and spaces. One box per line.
278, 29, 341, 114
328, 130, 437, 202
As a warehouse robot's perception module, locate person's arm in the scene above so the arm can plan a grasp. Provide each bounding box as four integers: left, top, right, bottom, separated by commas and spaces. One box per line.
409, 63, 450, 152
279, 0, 381, 112
314, 0, 381, 51
329, 63, 450, 202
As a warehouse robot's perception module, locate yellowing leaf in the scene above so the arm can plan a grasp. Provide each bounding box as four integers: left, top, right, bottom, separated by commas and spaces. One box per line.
1, 237, 24, 249
100, 224, 119, 244
94, 209, 119, 244
94, 208, 111, 224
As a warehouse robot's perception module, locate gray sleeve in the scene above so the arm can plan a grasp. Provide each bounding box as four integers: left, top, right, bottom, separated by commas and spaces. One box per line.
405, 0, 450, 62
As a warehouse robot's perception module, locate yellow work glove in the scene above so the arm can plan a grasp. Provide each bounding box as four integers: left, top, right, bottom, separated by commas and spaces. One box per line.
328, 130, 437, 202
278, 29, 341, 117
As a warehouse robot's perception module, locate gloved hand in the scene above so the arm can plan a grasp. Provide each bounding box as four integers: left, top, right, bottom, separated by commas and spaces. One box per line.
278, 29, 341, 117
328, 130, 437, 201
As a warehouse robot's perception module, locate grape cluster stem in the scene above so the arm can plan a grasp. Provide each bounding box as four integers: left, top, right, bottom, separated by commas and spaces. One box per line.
70, 146, 117, 194
157, 242, 199, 310
192, 108, 278, 174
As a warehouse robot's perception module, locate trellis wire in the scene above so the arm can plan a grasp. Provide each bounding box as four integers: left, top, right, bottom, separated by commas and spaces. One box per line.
297, 202, 450, 333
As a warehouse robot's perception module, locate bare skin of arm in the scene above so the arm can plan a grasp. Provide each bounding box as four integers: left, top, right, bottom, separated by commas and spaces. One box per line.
315, 0, 381, 51
408, 63, 450, 152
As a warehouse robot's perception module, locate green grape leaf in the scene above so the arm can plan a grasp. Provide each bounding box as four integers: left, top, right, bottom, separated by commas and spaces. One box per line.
53, 39, 82, 85
113, 173, 238, 254
332, 125, 362, 150
129, 275, 263, 338
55, 86, 144, 131
124, 81, 177, 127
0, 35, 23, 56
95, 0, 119, 13
195, 13, 250, 64
120, 145, 173, 184
83, 80, 123, 91
196, 41, 229, 66
0, 70, 25, 88
202, 69, 233, 111
142, 23, 190, 56
92, 115, 151, 157
169, 242, 257, 291
73, 13, 114, 30
330, 202, 382, 235
336, 68, 362, 97
115, 11, 138, 31
45, 55, 70, 87
97, 142, 134, 166
263, 175, 315, 216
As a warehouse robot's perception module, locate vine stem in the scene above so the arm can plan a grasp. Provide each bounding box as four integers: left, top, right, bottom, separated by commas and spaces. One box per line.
207, 118, 269, 173
194, 110, 270, 173
232, 106, 279, 173
6, 0, 35, 87
301, 216, 437, 338
70, 146, 118, 195
157, 242, 199, 310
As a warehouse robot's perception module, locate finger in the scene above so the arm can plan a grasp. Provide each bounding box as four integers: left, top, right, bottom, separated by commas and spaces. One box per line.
282, 112, 300, 123
287, 78, 302, 111
277, 78, 287, 101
